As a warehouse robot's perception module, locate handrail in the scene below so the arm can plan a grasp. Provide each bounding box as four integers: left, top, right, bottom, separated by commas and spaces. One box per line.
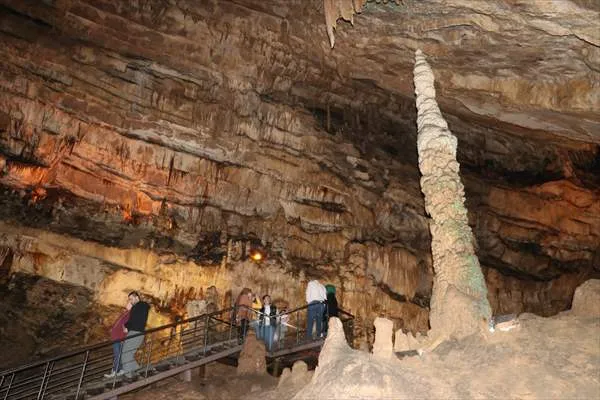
338, 308, 355, 319
1, 302, 355, 400
0, 306, 235, 375
1, 302, 350, 375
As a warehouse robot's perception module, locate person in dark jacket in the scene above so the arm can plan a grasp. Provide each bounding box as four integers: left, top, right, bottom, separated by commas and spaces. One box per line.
323, 284, 338, 336
259, 295, 277, 351
121, 291, 150, 377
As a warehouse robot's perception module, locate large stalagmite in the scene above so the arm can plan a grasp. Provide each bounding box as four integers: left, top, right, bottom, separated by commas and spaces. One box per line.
413, 50, 492, 339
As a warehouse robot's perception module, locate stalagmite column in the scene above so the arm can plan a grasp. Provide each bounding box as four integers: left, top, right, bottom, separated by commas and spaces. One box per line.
413, 50, 491, 340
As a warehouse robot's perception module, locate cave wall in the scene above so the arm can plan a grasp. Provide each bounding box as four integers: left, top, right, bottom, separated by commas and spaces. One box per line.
0, 0, 598, 354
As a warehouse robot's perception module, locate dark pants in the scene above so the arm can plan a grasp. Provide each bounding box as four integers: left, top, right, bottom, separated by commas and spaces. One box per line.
306, 301, 325, 340
238, 319, 249, 343
112, 341, 123, 372
322, 303, 329, 335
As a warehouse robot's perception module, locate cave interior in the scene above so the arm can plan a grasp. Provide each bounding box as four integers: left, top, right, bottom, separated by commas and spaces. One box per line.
0, 0, 598, 364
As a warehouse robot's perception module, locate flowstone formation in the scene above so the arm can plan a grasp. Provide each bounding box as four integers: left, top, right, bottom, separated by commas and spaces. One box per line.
413, 50, 491, 340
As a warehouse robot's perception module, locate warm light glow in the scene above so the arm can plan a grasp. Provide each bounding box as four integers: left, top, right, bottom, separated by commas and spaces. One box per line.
250, 250, 263, 261
122, 210, 133, 223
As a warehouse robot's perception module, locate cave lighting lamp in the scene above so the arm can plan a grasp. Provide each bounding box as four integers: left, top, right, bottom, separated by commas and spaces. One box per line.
250, 249, 264, 262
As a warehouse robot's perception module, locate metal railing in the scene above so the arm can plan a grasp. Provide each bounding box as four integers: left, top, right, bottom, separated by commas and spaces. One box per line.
0, 303, 354, 399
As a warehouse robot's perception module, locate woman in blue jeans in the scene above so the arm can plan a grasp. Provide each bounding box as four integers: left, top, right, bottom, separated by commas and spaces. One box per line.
104, 299, 132, 378
259, 295, 277, 351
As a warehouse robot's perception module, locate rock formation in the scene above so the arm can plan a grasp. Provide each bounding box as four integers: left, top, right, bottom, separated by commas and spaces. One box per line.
393, 329, 420, 353
293, 317, 455, 399
570, 279, 600, 317
413, 49, 491, 340
323, 0, 402, 48
372, 317, 395, 359
0, 0, 598, 359
237, 330, 267, 376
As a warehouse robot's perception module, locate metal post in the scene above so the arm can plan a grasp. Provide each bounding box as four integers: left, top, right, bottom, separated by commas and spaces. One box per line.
296, 310, 300, 345
36, 362, 50, 400
228, 309, 233, 343
144, 337, 154, 378
202, 314, 210, 356
272, 358, 281, 376
75, 351, 90, 400
178, 323, 185, 361
193, 319, 199, 348
3, 373, 14, 400
181, 369, 191, 382
40, 361, 54, 399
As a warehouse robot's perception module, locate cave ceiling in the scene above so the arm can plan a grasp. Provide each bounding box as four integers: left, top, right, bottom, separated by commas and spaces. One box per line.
0, 0, 598, 303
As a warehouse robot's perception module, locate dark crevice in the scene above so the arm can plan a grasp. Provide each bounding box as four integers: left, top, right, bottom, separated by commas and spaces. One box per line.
376, 281, 430, 309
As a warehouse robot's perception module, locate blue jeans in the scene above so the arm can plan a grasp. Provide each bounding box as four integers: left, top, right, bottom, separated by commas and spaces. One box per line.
261, 325, 274, 351
112, 341, 123, 373
306, 302, 324, 340
250, 320, 262, 339
121, 331, 144, 374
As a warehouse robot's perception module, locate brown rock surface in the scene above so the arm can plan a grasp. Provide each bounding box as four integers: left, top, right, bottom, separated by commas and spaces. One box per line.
0, 0, 598, 349
237, 331, 267, 376
570, 278, 600, 317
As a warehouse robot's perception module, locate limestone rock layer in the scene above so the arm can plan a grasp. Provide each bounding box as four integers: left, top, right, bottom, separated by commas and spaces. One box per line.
0, 0, 598, 352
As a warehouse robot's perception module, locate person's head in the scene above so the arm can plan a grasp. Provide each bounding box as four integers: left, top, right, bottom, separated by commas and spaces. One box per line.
128, 291, 140, 305
262, 295, 271, 305
325, 284, 336, 295
238, 288, 252, 303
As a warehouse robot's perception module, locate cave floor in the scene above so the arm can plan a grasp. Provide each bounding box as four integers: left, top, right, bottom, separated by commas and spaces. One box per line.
121, 312, 600, 399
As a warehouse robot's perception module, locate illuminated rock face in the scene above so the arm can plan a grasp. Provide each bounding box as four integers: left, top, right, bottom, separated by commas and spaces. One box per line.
0, 0, 598, 350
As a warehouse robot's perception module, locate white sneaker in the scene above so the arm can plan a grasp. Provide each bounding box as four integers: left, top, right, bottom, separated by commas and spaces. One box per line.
103, 371, 116, 379
116, 369, 127, 376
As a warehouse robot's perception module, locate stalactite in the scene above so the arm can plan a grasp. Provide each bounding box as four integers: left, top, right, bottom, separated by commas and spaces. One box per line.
323, 0, 402, 48
323, 0, 366, 48
413, 50, 492, 340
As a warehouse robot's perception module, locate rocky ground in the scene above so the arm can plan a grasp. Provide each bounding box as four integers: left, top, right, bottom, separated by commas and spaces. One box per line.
122, 311, 600, 399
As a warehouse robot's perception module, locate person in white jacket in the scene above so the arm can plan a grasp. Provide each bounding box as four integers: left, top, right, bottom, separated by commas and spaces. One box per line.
305, 279, 327, 340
